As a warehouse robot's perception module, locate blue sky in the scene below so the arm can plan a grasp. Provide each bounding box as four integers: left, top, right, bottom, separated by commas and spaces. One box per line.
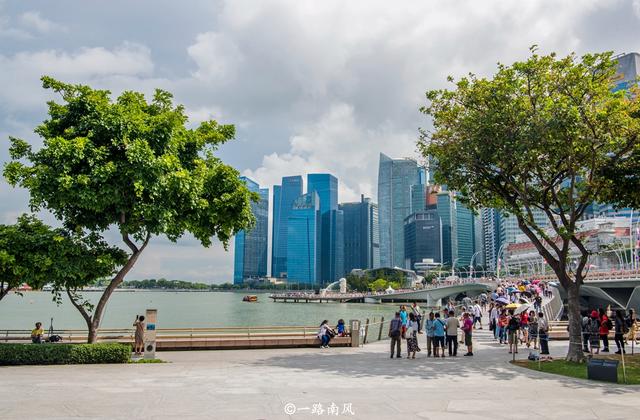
1, 0, 639, 282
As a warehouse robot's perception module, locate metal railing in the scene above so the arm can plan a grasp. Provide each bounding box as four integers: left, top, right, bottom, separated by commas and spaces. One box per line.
1, 325, 331, 343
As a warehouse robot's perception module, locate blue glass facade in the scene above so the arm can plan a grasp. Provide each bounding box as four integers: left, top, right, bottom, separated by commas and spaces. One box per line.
271, 176, 303, 278
404, 210, 441, 270
339, 195, 379, 273
287, 192, 321, 284
377, 153, 423, 268
233, 177, 269, 284
307, 174, 343, 283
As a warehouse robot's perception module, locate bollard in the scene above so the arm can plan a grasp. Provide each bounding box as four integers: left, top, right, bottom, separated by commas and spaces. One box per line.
364, 318, 370, 344
378, 316, 385, 341
349, 320, 361, 347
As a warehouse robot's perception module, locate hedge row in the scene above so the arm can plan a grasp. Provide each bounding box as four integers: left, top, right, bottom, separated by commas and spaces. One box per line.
0, 343, 131, 365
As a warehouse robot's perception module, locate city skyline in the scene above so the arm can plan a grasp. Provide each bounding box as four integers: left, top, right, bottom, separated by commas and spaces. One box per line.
1, 1, 640, 282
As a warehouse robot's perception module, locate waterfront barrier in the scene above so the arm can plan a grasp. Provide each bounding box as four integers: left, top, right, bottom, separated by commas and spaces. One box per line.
1, 325, 358, 350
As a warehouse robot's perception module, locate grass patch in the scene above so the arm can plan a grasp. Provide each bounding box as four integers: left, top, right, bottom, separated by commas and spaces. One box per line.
130, 358, 165, 364
512, 353, 640, 385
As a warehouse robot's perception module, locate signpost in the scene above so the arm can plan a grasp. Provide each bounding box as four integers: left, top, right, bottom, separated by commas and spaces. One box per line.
144, 309, 157, 360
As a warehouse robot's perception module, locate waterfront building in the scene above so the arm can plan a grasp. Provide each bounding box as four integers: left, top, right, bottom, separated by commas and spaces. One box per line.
404, 210, 441, 271
340, 195, 380, 273
505, 217, 633, 273
271, 176, 303, 278
307, 173, 344, 283
233, 177, 269, 284
378, 153, 423, 268
286, 192, 321, 284
612, 52, 640, 92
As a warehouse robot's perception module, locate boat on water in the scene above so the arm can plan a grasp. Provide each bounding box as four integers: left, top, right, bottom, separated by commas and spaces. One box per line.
242, 295, 258, 302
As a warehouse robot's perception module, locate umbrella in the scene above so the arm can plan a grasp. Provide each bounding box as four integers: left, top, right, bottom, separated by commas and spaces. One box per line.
515, 304, 532, 315
506, 286, 517, 293
495, 296, 509, 305
505, 303, 520, 309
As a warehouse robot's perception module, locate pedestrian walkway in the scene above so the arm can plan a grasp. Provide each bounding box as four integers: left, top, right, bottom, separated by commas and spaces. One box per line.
2, 327, 638, 419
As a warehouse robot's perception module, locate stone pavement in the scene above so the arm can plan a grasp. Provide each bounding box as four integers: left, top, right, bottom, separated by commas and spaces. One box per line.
1, 329, 638, 420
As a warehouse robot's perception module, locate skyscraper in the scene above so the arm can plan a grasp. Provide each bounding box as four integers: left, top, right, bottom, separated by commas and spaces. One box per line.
233, 177, 269, 284
271, 176, 303, 278
287, 191, 321, 284
378, 153, 423, 268
482, 208, 502, 272
436, 191, 457, 266
404, 209, 441, 270
307, 174, 343, 283
339, 195, 380, 274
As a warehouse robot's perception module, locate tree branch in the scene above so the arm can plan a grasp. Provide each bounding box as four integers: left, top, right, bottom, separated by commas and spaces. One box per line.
66, 287, 92, 325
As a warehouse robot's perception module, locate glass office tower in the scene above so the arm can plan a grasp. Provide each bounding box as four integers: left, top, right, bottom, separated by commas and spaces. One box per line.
403, 209, 441, 270
233, 177, 269, 284
287, 192, 321, 284
307, 174, 343, 283
378, 153, 423, 268
339, 195, 379, 274
271, 176, 303, 278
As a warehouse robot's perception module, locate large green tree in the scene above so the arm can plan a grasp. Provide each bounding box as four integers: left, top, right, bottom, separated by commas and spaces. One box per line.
5, 77, 257, 342
0, 215, 125, 302
419, 48, 640, 362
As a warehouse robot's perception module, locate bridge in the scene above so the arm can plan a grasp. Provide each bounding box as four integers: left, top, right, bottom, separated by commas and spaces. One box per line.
364, 280, 495, 306
270, 279, 496, 306
503, 269, 640, 310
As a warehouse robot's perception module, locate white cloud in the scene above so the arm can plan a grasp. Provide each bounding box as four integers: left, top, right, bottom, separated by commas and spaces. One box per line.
633, 0, 640, 18
20, 11, 66, 34
187, 32, 243, 83
0, 42, 154, 110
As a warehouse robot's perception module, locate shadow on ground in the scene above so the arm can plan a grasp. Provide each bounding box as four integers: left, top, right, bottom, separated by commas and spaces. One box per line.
249, 339, 639, 396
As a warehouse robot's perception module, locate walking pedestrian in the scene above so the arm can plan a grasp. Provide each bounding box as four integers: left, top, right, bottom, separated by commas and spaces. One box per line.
472, 302, 483, 329
538, 312, 549, 355
399, 305, 408, 338
411, 302, 423, 333
406, 313, 421, 359
580, 310, 590, 353
389, 312, 403, 358
528, 311, 538, 349
588, 310, 600, 354
424, 312, 435, 357
599, 308, 611, 352
433, 312, 446, 358
446, 310, 459, 356
507, 310, 520, 354
614, 309, 627, 355
462, 312, 474, 356
497, 309, 508, 344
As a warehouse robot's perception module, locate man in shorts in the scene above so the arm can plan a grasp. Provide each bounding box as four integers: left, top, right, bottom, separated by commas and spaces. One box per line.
462, 312, 474, 356
433, 312, 447, 358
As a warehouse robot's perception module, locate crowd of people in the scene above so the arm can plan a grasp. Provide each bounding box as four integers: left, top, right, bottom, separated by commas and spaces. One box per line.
580, 308, 638, 355
389, 303, 476, 358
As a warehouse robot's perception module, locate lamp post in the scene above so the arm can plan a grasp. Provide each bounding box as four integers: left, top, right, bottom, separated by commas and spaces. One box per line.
469, 251, 481, 279
451, 258, 459, 278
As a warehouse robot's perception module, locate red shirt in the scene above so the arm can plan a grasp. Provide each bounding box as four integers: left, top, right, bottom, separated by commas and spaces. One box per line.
462, 318, 473, 332
599, 315, 610, 335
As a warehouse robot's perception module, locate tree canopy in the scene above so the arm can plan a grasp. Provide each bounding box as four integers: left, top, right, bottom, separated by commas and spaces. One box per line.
0, 215, 125, 302
419, 48, 640, 361
4, 77, 257, 342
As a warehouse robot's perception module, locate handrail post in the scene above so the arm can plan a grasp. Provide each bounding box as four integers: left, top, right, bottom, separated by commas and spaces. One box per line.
378, 316, 385, 341
363, 318, 370, 344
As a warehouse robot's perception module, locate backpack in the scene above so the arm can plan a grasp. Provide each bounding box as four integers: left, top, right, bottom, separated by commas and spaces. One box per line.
605, 317, 613, 330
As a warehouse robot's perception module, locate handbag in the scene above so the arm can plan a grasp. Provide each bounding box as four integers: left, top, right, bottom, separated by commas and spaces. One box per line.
405, 326, 413, 337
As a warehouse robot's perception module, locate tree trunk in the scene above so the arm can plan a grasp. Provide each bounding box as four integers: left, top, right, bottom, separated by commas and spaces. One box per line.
565, 282, 585, 363
86, 317, 98, 344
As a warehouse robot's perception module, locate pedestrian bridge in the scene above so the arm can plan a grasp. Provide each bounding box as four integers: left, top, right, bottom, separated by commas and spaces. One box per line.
366, 280, 495, 306
513, 270, 640, 310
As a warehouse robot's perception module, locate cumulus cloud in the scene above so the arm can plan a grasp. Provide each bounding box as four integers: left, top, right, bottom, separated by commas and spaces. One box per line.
1, 0, 638, 282
20, 11, 66, 33
0, 42, 154, 110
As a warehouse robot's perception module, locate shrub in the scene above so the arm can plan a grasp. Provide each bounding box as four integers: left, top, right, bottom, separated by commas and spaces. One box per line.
0, 343, 131, 365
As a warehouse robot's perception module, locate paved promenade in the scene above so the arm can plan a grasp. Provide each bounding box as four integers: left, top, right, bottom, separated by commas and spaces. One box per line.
2, 330, 638, 419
